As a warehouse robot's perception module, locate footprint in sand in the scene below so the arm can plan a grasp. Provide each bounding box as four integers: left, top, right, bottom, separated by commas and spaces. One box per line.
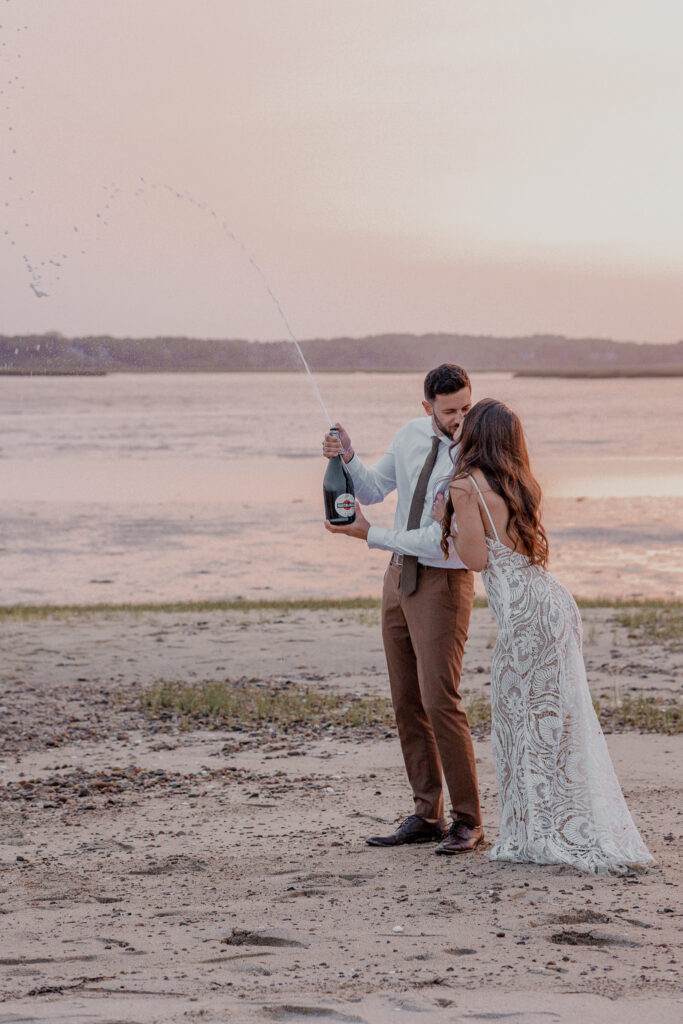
263, 1007, 366, 1023
550, 928, 642, 948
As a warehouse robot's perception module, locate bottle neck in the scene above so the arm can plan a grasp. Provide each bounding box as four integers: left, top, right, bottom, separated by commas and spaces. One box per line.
329, 427, 343, 461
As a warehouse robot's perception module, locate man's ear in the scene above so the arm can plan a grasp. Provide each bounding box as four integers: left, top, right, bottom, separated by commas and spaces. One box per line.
422, 400, 433, 416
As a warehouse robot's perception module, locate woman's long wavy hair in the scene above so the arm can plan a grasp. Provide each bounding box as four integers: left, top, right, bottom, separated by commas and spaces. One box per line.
440, 398, 549, 567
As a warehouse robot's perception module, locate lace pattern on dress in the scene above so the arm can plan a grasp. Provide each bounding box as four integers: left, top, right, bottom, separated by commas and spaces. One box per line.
468, 474, 653, 874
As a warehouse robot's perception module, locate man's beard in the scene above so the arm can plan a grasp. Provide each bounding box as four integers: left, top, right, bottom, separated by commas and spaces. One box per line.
433, 412, 461, 442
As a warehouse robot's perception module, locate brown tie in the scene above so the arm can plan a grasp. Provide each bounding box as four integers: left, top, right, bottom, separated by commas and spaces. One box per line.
400, 434, 441, 595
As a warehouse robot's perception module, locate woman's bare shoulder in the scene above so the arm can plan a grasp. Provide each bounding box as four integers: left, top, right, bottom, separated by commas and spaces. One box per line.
467, 468, 488, 489
449, 475, 476, 499
469, 468, 500, 499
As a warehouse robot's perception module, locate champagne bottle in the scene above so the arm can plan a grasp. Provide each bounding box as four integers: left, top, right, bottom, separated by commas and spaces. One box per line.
324, 428, 356, 524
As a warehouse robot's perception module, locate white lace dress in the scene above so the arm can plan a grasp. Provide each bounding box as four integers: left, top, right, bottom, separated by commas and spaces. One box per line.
469, 476, 654, 875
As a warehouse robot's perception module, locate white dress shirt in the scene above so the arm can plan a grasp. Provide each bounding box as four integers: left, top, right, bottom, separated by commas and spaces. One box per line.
346, 416, 467, 570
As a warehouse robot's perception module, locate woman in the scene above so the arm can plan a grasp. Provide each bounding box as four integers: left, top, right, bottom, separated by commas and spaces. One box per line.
440, 398, 653, 874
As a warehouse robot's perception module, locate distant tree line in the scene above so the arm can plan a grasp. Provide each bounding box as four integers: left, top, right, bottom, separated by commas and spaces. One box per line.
1, 331, 682, 374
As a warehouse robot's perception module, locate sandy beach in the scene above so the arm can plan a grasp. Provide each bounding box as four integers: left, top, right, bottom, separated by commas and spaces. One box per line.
0, 602, 681, 1024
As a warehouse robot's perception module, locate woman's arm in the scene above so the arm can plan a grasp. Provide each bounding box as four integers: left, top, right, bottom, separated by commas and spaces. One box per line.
448, 482, 488, 571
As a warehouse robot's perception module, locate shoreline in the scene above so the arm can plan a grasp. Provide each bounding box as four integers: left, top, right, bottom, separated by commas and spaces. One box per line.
3, 366, 683, 377
0, 369, 109, 377
1, 594, 681, 620
514, 367, 683, 378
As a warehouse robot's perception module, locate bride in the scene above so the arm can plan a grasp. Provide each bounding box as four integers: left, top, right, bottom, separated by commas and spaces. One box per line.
440, 398, 653, 874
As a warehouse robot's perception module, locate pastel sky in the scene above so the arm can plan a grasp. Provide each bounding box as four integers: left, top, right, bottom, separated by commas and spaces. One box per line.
2, 0, 682, 342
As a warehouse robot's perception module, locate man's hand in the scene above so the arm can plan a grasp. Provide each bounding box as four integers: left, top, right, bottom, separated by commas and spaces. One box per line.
322, 422, 354, 463
431, 490, 447, 524
325, 501, 370, 540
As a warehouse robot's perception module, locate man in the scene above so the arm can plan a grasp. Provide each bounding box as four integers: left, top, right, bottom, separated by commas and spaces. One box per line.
323, 364, 483, 854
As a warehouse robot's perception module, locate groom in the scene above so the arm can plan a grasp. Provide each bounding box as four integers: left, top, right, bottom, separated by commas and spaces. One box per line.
323, 364, 483, 854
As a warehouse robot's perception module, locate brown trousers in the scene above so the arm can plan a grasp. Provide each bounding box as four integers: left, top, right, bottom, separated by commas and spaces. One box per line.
381, 561, 481, 826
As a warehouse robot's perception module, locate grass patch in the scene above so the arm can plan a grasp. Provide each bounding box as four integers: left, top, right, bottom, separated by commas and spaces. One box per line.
140, 681, 678, 736
140, 680, 395, 730
0, 597, 384, 622
461, 692, 492, 730
139, 680, 491, 734
593, 694, 681, 735
574, 597, 682, 610
1, 595, 681, 621
615, 603, 683, 649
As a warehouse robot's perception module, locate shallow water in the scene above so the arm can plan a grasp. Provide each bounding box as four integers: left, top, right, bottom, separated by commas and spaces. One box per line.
2, 371, 682, 603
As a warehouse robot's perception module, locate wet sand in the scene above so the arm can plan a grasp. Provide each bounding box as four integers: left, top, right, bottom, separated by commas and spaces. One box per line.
4, 371, 683, 608
0, 606, 681, 1023
4, 491, 683, 608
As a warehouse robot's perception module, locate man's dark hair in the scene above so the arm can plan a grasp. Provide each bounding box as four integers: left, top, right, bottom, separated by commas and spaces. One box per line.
423, 363, 471, 402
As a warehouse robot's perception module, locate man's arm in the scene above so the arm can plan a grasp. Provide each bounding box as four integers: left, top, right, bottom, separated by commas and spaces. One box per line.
366, 518, 451, 560
344, 449, 397, 505
323, 423, 397, 505
325, 499, 456, 561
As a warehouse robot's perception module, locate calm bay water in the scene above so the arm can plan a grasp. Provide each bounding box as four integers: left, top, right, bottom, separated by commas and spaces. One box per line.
2, 371, 682, 604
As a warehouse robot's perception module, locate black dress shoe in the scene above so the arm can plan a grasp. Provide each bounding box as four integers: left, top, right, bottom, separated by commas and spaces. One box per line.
366, 814, 448, 847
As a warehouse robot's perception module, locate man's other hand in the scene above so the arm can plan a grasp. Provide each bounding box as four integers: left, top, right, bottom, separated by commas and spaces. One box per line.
325, 501, 370, 540
431, 491, 447, 524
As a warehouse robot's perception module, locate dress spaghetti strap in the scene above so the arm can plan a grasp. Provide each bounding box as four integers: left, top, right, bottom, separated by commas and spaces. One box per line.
468, 474, 500, 542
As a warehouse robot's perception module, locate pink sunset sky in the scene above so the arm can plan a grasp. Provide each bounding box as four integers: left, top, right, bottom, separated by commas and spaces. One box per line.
1, 0, 682, 343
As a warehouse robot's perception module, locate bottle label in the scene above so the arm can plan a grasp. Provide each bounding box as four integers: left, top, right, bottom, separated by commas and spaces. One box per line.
334, 493, 355, 517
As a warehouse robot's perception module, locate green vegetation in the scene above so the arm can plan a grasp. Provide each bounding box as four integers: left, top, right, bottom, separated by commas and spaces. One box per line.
0, 597, 384, 621
140, 680, 678, 735
140, 679, 492, 733
592, 694, 680, 735
140, 680, 395, 730
1, 595, 680, 621
461, 693, 492, 730
573, 597, 681, 610
3, 331, 682, 374
615, 603, 683, 649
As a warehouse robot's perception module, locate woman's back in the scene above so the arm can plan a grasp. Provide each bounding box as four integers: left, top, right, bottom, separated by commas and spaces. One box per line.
465, 468, 579, 643
466, 468, 528, 554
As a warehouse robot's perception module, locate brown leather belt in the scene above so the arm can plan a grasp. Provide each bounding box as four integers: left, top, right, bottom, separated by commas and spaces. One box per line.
390, 554, 461, 573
